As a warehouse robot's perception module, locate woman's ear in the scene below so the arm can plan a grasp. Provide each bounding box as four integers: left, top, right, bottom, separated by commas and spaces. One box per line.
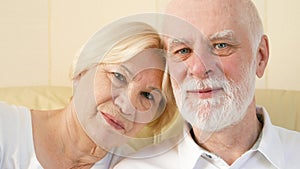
256, 35, 270, 78
72, 70, 88, 90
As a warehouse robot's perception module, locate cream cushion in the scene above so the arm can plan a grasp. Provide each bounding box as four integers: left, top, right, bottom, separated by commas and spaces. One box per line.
0, 86, 299, 132
0, 86, 72, 110
255, 89, 300, 131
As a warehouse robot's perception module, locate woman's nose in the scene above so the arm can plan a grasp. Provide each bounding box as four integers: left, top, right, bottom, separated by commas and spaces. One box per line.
113, 90, 136, 120
113, 84, 155, 123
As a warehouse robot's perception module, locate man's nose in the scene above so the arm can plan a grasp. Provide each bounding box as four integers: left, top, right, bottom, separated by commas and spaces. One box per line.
186, 52, 215, 79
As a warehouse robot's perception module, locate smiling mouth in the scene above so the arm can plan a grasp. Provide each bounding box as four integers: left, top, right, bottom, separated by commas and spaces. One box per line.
101, 112, 125, 131
186, 88, 223, 99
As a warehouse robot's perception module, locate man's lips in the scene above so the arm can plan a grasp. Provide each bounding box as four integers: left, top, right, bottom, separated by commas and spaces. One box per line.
101, 112, 125, 130
186, 88, 223, 99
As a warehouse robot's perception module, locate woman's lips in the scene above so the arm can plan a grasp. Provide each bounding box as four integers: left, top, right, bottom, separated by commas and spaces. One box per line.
101, 112, 125, 131
186, 88, 223, 99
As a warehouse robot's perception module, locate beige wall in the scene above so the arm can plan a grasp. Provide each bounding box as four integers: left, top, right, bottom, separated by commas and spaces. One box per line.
1, 0, 299, 90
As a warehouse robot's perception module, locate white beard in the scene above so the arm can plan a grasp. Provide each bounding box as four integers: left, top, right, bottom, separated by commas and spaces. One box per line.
175, 60, 256, 132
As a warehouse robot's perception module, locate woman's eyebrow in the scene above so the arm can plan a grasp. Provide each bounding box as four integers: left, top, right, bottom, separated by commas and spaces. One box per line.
148, 87, 164, 100
120, 64, 133, 76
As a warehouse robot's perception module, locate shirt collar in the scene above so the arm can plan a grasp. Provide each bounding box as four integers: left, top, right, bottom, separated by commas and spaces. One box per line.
178, 106, 284, 169
178, 124, 222, 169
256, 106, 284, 169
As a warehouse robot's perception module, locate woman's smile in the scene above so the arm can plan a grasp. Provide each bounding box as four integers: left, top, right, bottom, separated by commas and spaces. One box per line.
100, 111, 126, 131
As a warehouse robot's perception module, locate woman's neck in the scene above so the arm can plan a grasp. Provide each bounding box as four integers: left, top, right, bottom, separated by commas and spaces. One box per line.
31, 102, 107, 169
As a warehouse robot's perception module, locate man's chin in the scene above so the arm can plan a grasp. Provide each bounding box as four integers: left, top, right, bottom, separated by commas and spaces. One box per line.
186, 115, 233, 132
192, 124, 227, 133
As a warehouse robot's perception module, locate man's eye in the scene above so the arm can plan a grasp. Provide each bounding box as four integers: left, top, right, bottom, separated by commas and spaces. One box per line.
171, 47, 192, 61
211, 42, 236, 57
176, 48, 192, 54
214, 43, 228, 49
140, 91, 154, 100
113, 72, 126, 82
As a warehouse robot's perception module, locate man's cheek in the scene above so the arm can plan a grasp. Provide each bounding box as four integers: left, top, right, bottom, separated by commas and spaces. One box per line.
167, 59, 188, 85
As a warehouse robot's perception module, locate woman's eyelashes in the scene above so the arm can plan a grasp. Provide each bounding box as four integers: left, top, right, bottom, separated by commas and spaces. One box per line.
139, 90, 163, 112
140, 91, 154, 101
113, 72, 127, 82
111, 71, 128, 87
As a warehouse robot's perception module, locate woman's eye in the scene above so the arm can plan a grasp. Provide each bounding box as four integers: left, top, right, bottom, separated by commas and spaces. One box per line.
140, 91, 154, 101
113, 72, 126, 82
214, 43, 228, 49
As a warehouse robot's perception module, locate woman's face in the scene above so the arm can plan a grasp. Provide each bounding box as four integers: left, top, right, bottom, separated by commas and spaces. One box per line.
73, 49, 165, 150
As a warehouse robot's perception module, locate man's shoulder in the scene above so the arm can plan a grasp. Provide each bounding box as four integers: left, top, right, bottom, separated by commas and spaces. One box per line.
267, 126, 300, 167
273, 125, 300, 146
114, 136, 183, 169
260, 106, 300, 149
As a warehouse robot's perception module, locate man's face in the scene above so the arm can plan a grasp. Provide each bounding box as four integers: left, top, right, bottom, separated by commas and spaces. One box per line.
165, 0, 258, 132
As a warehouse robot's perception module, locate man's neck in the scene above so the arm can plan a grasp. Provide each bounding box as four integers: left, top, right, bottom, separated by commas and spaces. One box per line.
192, 103, 263, 165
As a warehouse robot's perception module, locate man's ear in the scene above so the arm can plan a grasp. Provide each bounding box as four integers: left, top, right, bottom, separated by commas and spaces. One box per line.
256, 35, 270, 78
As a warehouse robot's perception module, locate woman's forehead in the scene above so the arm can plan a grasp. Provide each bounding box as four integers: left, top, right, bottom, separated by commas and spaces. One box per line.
123, 49, 165, 73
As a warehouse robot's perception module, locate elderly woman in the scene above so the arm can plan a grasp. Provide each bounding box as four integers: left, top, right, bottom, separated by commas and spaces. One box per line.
0, 21, 176, 168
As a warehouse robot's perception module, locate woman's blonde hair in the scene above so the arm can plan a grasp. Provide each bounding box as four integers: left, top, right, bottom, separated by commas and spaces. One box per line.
71, 21, 177, 135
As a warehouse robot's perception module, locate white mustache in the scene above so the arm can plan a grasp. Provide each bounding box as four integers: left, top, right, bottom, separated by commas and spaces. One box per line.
181, 77, 231, 95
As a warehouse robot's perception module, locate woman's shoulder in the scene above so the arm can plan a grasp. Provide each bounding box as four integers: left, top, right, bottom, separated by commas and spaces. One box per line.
0, 101, 37, 168
0, 101, 31, 127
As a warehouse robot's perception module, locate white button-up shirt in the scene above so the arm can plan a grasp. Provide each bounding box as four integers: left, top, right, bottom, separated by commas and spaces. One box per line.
114, 107, 300, 169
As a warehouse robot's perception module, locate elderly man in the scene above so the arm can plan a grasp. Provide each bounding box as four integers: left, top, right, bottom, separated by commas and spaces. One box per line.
114, 0, 300, 168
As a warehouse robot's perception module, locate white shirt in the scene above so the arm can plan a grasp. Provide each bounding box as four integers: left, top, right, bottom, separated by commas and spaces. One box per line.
0, 102, 128, 169
114, 106, 300, 169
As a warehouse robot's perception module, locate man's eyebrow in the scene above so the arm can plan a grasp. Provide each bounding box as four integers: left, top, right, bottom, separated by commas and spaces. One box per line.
209, 30, 237, 41
167, 38, 192, 51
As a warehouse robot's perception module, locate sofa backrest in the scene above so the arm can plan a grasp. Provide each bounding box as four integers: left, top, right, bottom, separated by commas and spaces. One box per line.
256, 89, 300, 131
0, 86, 299, 132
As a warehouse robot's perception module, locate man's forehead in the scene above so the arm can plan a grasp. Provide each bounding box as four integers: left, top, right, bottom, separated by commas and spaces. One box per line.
164, 0, 245, 30
166, 0, 242, 13
162, 23, 203, 47
164, 29, 235, 44
166, 36, 193, 46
